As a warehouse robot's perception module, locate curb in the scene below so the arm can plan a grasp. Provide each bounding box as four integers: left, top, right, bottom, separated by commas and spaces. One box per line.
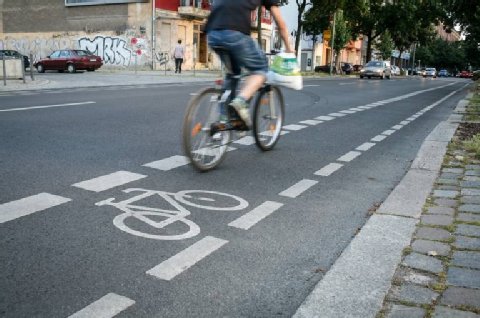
293, 91, 470, 318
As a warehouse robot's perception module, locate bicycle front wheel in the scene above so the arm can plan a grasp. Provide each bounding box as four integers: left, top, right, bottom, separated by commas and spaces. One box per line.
182, 87, 231, 171
252, 86, 285, 151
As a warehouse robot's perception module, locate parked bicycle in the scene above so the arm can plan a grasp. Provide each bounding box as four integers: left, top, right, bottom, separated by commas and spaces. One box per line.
182, 50, 289, 172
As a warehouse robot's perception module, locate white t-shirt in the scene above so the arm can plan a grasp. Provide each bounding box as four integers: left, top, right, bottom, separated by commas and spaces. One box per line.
173, 44, 184, 59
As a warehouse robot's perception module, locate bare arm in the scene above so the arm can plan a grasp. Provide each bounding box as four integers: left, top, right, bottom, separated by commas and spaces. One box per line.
270, 6, 294, 53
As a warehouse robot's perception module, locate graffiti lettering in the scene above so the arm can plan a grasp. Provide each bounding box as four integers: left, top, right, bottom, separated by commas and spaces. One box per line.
78, 36, 132, 66
155, 52, 170, 66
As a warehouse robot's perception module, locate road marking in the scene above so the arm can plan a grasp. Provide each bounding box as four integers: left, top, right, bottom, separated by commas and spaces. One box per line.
356, 142, 376, 152
72, 171, 146, 192
146, 236, 228, 280
0, 101, 96, 112
337, 151, 361, 162
0, 193, 71, 224
400, 120, 410, 125
143, 155, 190, 171
382, 129, 396, 136
350, 107, 365, 111
328, 113, 347, 117
339, 110, 356, 114
234, 136, 256, 145
283, 124, 308, 131
371, 135, 387, 142
279, 179, 318, 198
392, 124, 403, 130
304, 84, 321, 87
68, 293, 135, 318
299, 119, 323, 125
228, 201, 284, 230
315, 115, 335, 121
339, 82, 355, 85
357, 106, 371, 109
314, 163, 344, 176
407, 117, 416, 121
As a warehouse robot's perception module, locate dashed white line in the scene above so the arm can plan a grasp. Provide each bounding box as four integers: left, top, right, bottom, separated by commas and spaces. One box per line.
392, 125, 403, 130
234, 136, 256, 145
382, 129, 396, 136
371, 135, 387, 142
143, 155, 190, 171
0, 101, 96, 112
299, 120, 323, 125
67, 293, 135, 318
356, 142, 376, 152
0, 193, 71, 224
228, 201, 284, 230
400, 120, 410, 125
314, 163, 344, 176
283, 124, 308, 131
328, 113, 347, 117
337, 151, 362, 162
349, 107, 365, 111
146, 236, 228, 281
279, 179, 318, 198
315, 116, 335, 121
72, 171, 146, 192
339, 110, 356, 114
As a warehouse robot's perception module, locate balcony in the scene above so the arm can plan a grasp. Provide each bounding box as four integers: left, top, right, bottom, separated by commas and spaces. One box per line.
178, 0, 210, 18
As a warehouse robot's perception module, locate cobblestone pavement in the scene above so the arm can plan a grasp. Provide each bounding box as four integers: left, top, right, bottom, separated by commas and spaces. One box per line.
379, 119, 480, 316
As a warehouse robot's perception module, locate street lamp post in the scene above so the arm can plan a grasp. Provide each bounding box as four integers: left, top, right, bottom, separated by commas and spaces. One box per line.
329, 10, 336, 76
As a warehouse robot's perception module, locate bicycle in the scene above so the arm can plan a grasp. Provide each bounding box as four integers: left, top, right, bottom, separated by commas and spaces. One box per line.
182, 48, 285, 172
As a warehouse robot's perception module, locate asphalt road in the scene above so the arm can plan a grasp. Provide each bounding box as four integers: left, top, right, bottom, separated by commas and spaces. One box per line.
0, 76, 471, 317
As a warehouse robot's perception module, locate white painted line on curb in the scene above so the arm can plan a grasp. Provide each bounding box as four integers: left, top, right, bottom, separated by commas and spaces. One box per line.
279, 179, 318, 198
72, 171, 146, 192
371, 135, 387, 142
283, 124, 308, 131
146, 236, 228, 281
0, 101, 96, 112
228, 201, 284, 230
337, 151, 362, 162
314, 163, 344, 176
299, 119, 323, 125
143, 155, 189, 171
315, 116, 335, 121
356, 142, 376, 152
0, 193, 71, 224
68, 293, 135, 318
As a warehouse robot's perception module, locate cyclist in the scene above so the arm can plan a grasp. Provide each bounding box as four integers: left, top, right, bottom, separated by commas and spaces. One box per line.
205, 0, 294, 128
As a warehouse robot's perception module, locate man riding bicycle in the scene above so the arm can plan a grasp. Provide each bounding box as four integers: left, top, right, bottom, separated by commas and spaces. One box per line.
205, 0, 294, 128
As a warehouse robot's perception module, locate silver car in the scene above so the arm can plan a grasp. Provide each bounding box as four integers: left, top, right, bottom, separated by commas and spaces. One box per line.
423, 67, 437, 78
359, 61, 392, 79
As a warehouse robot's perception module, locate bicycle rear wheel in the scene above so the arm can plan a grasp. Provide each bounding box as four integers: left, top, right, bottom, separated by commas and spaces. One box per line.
182, 87, 231, 171
252, 86, 285, 151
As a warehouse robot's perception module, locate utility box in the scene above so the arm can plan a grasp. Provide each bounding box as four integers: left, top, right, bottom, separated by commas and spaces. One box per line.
0, 59, 24, 79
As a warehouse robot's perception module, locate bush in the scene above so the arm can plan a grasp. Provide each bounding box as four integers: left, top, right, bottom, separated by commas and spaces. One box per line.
473, 70, 480, 81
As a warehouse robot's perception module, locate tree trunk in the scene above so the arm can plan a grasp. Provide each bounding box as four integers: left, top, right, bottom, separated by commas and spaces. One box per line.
257, 7, 262, 48
366, 30, 372, 63
295, 0, 307, 57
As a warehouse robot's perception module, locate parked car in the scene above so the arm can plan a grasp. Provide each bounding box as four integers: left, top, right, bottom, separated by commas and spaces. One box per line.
353, 64, 363, 72
341, 62, 354, 75
438, 69, 449, 77
417, 68, 426, 76
314, 65, 337, 74
423, 67, 437, 78
34, 49, 103, 73
0, 49, 30, 69
459, 70, 473, 78
359, 60, 392, 79
391, 65, 401, 76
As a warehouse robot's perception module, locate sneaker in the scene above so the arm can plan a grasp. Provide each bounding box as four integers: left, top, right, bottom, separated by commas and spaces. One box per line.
230, 97, 251, 128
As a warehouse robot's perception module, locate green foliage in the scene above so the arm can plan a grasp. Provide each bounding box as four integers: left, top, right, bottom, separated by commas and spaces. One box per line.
415, 39, 466, 71
375, 31, 394, 60
331, 11, 351, 55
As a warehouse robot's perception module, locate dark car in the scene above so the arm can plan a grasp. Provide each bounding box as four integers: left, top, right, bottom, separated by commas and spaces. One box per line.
314, 65, 335, 73
341, 62, 353, 75
459, 70, 473, 78
438, 69, 449, 77
34, 49, 103, 73
0, 50, 30, 69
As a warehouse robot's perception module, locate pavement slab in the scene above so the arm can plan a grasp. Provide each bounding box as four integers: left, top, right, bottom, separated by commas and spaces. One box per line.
387, 284, 439, 305
415, 227, 453, 241
441, 286, 480, 310
402, 252, 443, 274
447, 267, 480, 289
433, 306, 480, 318
455, 235, 480, 250
386, 304, 426, 318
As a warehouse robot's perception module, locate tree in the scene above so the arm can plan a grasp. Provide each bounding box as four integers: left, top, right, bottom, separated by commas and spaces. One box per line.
303, 5, 331, 69
331, 10, 351, 70
375, 31, 394, 60
294, 0, 310, 56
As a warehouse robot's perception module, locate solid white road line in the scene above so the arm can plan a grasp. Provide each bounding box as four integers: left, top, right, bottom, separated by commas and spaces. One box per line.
371, 135, 387, 142
328, 113, 347, 117
315, 116, 335, 121
337, 151, 362, 162
279, 179, 318, 198
382, 129, 396, 136
314, 163, 344, 176
228, 201, 284, 230
283, 124, 308, 131
0, 101, 96, 112
356, 142, 376, 152
143, 155, 190, 171
299, 119, 323, 125
68, 293, 135, 318
234, 136, 256, 145
146, 236, 228, 281
72, 171, 146, 192
0, 193, 71, 224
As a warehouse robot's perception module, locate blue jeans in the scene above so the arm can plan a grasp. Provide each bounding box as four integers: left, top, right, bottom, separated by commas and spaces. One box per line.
207, 30, 268, 77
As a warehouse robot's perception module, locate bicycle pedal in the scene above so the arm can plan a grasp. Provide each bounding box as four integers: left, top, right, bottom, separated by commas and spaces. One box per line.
230, 119, 250, 131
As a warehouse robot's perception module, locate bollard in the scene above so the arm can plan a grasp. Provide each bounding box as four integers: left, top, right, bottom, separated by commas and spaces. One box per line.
135, 54, 138, 75
2, 57, 6, 86
30, 54, 35, 81
21, 57, 26, 84
164, 61, 167, 76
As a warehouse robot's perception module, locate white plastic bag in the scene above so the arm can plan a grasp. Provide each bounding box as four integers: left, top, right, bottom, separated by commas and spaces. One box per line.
267, 53, 303, 90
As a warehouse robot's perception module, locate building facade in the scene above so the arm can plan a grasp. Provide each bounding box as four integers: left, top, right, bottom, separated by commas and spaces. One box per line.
0, 0, 275, 71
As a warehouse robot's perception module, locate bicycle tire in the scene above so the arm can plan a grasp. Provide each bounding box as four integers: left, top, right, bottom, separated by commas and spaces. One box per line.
252, 85, 285, 151
182, 87, 231, 171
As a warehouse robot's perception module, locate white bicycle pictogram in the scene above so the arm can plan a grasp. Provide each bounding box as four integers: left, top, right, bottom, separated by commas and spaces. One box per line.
95, 188, 248, 240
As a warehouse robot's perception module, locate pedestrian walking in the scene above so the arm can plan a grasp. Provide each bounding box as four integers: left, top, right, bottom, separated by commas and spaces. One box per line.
173, 40, 185, 74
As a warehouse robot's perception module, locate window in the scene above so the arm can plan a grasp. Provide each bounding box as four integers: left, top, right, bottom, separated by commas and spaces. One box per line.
50, 51, 61, 58
65, 0, 148, 6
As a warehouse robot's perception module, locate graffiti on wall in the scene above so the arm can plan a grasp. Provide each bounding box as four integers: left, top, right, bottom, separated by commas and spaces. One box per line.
155, 52, 170, 66
78, 36, 132, 66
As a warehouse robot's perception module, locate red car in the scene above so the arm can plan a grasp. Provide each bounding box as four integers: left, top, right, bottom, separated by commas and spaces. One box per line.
34, 49, 103, 73
459, 70, 473, 78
